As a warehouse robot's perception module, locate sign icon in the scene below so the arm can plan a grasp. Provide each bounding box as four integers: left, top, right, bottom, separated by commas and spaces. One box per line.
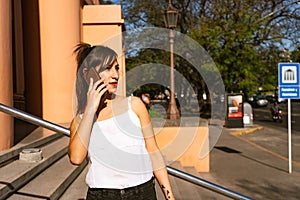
282, 66, 297, 83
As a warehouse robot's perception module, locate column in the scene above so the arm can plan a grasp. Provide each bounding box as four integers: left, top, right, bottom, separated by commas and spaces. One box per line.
38, 0, 81, 123
0, 0, 13, 150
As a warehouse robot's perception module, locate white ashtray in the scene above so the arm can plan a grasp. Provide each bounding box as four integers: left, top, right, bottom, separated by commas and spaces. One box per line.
19, 148, 43, 162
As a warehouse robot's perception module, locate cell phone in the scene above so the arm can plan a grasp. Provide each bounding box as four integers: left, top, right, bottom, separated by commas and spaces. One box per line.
84, 67, 109, 98
84, 67, 101, 84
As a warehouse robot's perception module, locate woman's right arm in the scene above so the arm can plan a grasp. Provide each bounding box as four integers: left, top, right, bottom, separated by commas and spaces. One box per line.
68, 112, 94, 165
68, 78, 107, 165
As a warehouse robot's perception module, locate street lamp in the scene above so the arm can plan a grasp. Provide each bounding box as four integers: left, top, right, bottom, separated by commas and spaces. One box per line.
164, 0, 180, 120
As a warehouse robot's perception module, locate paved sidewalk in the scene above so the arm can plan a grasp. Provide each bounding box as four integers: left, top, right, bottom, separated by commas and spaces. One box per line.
201, 124, 300, 200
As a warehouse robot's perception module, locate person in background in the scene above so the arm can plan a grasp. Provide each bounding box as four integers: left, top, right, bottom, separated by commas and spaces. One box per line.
141, 93, 151, 110
68, 43, 175, 200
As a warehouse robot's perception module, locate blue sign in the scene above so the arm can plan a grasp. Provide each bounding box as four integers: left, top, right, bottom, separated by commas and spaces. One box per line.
278, 63, 300, 99
279, 86, 300, 98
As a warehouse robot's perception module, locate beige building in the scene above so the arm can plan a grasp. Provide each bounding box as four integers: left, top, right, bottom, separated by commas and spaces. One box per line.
0, 0, 125, 150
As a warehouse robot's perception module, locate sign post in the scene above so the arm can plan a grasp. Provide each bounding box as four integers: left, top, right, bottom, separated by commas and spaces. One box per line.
278, 62, 300, 173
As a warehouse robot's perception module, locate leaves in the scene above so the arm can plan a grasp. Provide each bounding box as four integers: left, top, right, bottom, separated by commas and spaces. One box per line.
120, 0, 300, 98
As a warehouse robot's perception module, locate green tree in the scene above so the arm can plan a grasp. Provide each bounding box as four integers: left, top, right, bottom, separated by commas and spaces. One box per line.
121, 0, 300, 97
291, 47, 300, 62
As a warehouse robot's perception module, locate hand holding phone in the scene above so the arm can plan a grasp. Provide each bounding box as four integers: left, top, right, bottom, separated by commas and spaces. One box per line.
84, 67, 109, 97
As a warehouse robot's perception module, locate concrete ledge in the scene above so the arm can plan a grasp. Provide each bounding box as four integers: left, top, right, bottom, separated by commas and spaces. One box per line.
83, 5, 124, 24
229, 126, 264, 136
154, 126, 209, 172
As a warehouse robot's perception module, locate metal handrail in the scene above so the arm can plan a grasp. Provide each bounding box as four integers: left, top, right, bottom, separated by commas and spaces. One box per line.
167, 166, 252, 199
0, 103, 252, 200
0, 103, 70, 136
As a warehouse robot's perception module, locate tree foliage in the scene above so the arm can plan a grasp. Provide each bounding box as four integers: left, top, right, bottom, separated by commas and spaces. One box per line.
120, 0, 300, 97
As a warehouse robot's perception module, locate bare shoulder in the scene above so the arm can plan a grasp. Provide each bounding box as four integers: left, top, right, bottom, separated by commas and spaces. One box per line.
130, 96, 143, 105
131, 96, 145, 109
130, 96, 152, 127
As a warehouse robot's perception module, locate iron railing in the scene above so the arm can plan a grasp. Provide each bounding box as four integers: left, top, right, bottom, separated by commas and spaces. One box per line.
0, 103, 252, 200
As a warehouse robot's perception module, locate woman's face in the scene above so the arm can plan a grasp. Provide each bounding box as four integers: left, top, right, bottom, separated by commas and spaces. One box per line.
98, 60, 119, 94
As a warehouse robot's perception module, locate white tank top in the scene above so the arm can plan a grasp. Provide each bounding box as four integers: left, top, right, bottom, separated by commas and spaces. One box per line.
86, 96, 153, 189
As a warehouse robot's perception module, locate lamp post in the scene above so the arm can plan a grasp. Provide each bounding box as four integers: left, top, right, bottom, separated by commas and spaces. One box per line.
164, 0, 180, 120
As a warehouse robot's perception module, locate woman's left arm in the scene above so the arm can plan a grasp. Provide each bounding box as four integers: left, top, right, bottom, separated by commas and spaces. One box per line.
131, 96, 175, 200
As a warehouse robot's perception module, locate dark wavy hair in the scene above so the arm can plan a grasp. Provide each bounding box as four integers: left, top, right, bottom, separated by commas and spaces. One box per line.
74, 43, 118, 114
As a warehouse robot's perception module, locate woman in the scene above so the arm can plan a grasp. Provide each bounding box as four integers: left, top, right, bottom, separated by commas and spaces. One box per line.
68, 43, 175, 200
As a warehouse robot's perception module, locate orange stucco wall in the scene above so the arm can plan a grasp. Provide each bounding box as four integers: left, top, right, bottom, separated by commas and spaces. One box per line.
154, 127, 209, 172
82, 5, 126, 96
0, 0, 14, 150
38, 0, 81, 123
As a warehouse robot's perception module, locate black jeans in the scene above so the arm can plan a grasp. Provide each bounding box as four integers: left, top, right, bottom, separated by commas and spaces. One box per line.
86, 177, 157, 200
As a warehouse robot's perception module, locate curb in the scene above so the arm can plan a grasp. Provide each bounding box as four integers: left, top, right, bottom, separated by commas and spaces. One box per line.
229, 126, 264, 136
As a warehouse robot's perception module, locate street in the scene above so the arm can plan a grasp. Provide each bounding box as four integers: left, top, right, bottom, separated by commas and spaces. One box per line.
204, 102, 300, 199
250, 102, 300, 165
204, 107, 300, 200
253, 101, 300, 132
